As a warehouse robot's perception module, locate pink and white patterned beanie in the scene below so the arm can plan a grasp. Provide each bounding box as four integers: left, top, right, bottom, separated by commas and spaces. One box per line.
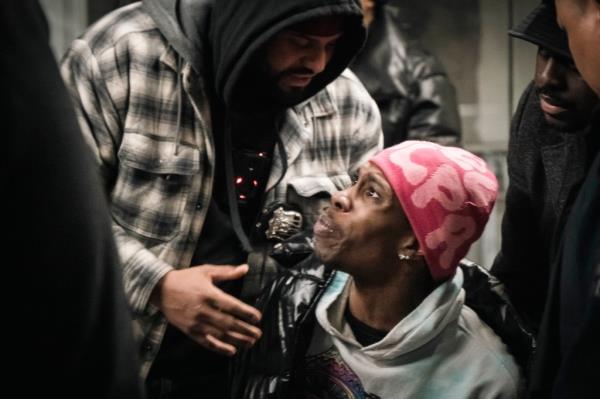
370, 140, 498, 281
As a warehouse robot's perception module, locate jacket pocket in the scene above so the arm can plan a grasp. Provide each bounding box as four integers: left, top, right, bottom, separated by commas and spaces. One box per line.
111, 133, 200, 241
286, 174, 351, 228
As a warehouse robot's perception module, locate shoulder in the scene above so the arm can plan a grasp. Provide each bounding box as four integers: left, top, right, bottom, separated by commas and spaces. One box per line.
507, 82, 548, 171
456, 306, 522, 394
70, 3, 165, 60
325, 69, 379, 111
511, 82, 546, 142
259, 256, 333, 311
405, 43, 447, 80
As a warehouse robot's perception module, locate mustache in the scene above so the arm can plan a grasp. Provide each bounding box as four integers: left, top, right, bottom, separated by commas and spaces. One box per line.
280, 67, 316, 77
537, 87, 570, 106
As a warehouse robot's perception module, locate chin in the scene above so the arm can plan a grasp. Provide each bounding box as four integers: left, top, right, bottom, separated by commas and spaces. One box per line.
544, 114, 573, 131
273, 85, 306, 103
314, 239, 342, 266
314, 243, 333, 265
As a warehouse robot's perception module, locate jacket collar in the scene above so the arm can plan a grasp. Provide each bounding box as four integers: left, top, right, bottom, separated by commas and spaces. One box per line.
541, 132, 588, 216
316, 268, 465, 360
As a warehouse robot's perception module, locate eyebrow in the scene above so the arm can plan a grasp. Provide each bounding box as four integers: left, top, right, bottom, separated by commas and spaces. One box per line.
358, 169, 393, 197
288, 31, 344, 41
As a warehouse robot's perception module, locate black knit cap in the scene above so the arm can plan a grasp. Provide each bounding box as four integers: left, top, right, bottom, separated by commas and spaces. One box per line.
509, 0, 571, 59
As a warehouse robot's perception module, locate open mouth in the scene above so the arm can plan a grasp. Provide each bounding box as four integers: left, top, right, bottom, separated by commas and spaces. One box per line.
313, 212, 337, 238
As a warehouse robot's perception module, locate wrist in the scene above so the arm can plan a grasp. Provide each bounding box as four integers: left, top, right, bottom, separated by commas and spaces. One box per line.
149, 271, 172, 309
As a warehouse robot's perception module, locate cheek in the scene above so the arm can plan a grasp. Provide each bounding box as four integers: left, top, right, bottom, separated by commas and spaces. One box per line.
569, 38, 598, 90
533, 60, 544, 85
570, 79, 597, 108
351, 221, 398, 255
555, 0, 575, 31
324, 47, 335, 64
266, 42, 301, 74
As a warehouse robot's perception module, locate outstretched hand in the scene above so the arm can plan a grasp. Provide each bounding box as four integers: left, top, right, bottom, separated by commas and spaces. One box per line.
151, 264, 262, 356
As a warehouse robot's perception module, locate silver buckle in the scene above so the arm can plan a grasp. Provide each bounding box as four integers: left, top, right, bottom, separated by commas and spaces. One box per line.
265, 206, 303, 241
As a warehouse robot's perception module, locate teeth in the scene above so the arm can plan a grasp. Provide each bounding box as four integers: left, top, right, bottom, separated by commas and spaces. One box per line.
318, 214, 335, 234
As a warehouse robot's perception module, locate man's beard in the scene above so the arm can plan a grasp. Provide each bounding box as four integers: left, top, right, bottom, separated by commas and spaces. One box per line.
266, 67, 315, 107
231, 56, 314, 111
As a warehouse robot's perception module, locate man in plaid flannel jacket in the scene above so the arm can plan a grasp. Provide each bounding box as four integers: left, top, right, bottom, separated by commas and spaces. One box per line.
61, 0, 382, 397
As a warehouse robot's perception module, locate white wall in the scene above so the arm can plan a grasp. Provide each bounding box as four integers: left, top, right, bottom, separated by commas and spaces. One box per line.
511, 0, 540, 112
465, 0, 539, 268
39, 0, 87, 60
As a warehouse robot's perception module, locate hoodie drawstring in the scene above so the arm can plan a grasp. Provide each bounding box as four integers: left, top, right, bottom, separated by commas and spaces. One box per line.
174, 54, 183, 156
223, 117, 288, 255
224, 119, 253, 253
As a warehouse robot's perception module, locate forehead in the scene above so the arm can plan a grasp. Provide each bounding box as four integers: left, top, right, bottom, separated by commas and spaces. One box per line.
360, 162, 409, 224
285, 31, 344, 44
361, 162, 388, 180
536, 47, 577, 70
288, 15, 345, 36
360, 163, 395, 199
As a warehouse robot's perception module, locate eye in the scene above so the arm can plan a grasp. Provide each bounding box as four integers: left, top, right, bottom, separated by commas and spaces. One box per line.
290, 35, 310, 49
350, 173, 359, 186
325, 41, 337, 51
365, 187, 381, 200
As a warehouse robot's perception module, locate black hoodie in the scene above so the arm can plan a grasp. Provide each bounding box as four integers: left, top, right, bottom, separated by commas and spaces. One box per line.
144, 0, 366, 110
143, 0, 367, 251
141, 0, 367, 396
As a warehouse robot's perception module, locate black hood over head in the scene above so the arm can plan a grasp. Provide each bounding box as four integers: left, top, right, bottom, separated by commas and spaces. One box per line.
210, 0, 365, 110
144, 0, 213, 74
145, 0, 366, 111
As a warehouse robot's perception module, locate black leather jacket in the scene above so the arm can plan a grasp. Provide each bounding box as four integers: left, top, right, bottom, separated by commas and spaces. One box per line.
231, 248, 535, 398
352, 3, 461, 147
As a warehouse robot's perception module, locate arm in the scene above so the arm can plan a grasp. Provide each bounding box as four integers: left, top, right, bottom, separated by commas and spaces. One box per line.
231, 257, 331, 398
490, 83, 545, 329
61, 39, 174, 316
4, 1, 142, 396
61, 37, 261, 354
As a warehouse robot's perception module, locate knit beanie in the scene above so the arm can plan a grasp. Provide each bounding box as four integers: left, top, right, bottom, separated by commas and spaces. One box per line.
370, 140, 498, 280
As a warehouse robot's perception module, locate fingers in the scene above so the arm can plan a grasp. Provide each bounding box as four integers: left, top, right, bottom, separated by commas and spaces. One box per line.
170, 264, 264, 357
196, 334, 237, 357
189, 310, 262, 356
193, 321, 260, 349
200, 307, 262, 341
205, 264, 250, 282
210, 288, 262, 324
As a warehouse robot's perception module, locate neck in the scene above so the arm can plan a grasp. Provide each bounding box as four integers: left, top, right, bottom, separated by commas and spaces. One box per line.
347, 260, 435, 332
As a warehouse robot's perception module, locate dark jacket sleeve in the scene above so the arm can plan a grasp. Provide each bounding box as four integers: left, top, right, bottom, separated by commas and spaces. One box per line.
490, 83, 549, 330
351, 5, 461, 148
231, 256, 332, 399
550, 117, 600, 396
461, 260, 536, 376
401, 46, 462, 145
2, 1, 143, 397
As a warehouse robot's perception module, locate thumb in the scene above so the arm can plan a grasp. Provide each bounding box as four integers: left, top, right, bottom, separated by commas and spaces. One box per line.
209, 264, 249, 282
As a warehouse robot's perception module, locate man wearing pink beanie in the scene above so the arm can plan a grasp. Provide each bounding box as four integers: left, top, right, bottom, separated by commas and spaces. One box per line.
231, 141, 521, 398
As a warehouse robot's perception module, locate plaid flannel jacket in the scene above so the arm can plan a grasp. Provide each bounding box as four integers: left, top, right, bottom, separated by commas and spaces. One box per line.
61, 3, 382, 374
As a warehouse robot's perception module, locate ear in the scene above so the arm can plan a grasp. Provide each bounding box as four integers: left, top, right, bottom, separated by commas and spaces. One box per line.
396, 232, 420, 257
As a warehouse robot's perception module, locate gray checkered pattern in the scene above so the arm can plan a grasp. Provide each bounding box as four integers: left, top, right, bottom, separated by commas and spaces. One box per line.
61, 2, 382, 374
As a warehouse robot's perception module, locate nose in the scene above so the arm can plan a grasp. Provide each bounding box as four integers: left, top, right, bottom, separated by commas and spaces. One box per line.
331, 189, 351, 212
538, 56, 565, 90
302, 46, 328, 75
